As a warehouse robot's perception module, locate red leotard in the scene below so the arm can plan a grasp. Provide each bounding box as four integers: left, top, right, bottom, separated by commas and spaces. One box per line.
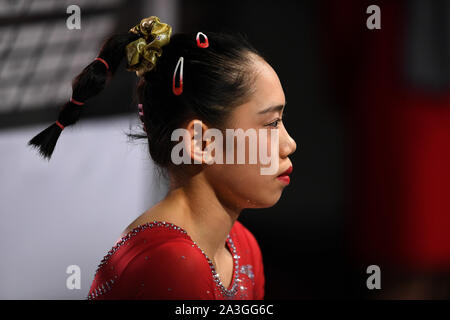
88, 220, 264, 299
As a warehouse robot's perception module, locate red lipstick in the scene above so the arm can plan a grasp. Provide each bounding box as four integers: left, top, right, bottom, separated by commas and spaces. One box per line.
277, 166, 293, 185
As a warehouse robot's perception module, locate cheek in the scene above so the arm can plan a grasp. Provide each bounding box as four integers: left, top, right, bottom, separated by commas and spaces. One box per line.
222, 129, 279, 165
207, 164, 284, 209
262, 128, 279, 159
205, 128, 283, 208
234, 167, 284, 208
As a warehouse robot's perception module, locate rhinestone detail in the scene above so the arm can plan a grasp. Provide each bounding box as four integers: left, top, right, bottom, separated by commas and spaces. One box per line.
198, 234, 240, 298
86, 278, 115, 300
91, 220, 240, 299
94, 221, 187, 275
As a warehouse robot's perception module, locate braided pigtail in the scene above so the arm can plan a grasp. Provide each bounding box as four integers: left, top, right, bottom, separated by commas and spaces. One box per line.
27, 32, 140, 160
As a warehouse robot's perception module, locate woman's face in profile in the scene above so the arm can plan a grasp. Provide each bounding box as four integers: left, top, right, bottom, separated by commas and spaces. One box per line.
204, 53, 297, 210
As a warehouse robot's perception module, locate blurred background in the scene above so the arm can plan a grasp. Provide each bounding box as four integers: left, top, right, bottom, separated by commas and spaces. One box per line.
1, 0, 449, 299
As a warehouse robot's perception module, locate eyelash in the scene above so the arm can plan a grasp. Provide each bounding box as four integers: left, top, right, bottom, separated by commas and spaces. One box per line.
265, 118, 282, 128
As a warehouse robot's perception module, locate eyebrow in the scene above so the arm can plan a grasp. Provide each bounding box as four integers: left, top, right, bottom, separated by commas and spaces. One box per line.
257, 101, 286, 115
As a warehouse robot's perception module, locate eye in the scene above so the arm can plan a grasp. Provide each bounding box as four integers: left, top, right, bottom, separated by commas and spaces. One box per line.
265, 118, 282, 128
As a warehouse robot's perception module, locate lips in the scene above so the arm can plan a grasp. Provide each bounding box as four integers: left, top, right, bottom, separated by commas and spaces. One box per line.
277, 165, 292, 185
278, 166, 293, 176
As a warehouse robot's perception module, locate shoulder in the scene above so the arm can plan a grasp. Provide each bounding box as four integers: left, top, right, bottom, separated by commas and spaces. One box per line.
116, 235, 213, 299
113, 222, 210, 277
90, 222, 214, 299
122, 238, 209, 277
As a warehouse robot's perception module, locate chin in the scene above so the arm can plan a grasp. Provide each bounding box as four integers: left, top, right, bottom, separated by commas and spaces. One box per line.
243, 191, 283, 209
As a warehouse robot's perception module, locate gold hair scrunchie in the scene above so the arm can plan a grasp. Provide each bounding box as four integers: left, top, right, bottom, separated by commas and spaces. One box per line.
125, 16, 172, 77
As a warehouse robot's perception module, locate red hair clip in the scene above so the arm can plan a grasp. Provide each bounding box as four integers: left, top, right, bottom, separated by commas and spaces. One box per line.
172, 56, 184, 96
196, 32, 209, 48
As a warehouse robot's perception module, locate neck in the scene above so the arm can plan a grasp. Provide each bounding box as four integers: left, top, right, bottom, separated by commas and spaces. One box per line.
166, 172, 241, 261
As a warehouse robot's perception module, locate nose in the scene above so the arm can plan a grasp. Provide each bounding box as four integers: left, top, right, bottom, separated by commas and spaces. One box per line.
279, 126, 296, 158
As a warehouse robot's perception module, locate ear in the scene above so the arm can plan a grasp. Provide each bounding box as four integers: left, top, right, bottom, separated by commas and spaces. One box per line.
184, 119, 211, 164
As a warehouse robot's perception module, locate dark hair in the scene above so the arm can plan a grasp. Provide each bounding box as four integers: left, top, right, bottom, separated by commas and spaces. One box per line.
28, 29, 263, 169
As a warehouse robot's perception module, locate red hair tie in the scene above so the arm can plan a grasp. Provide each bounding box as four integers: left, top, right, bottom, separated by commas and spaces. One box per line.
94, 57, 109, 70
172, 57, 184, 96
70, 97, 84, 106
55, 121, 65, 130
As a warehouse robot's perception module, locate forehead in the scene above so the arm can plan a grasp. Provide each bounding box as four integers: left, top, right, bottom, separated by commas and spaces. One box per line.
225, 55, 286, 127
248, 55, 285, 108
